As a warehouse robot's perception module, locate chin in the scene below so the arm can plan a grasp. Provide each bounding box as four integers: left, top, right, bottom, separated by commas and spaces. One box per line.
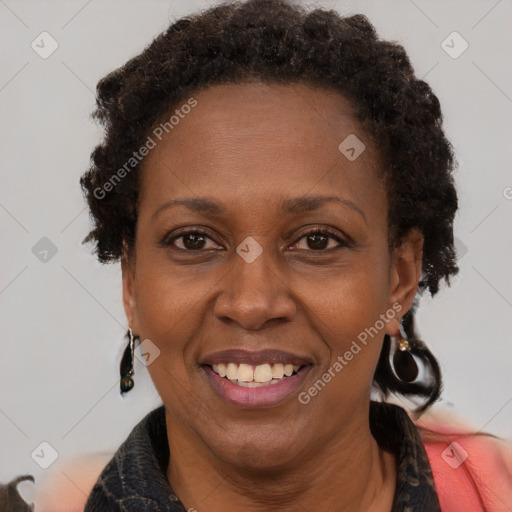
206, 428, 304, 472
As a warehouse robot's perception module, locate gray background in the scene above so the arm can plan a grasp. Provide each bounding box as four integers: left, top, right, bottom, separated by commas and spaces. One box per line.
1, 0, 511, 494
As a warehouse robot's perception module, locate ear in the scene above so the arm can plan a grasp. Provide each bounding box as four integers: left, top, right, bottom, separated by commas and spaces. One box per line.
121, 247, 139, 332
385, 227, 423, 335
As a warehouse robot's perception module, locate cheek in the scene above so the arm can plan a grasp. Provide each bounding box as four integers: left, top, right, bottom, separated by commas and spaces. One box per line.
306, 256, 390, 333
301, 258, 391, 386
130, 255, 206, 402
131, 256, 204, 410
133, 256, 204, 338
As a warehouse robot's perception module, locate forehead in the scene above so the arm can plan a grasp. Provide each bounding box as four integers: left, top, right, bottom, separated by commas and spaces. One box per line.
139, 82, 384, 214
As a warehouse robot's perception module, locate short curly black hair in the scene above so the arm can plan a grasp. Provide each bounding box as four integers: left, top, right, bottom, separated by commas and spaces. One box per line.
81, 0, 459, 415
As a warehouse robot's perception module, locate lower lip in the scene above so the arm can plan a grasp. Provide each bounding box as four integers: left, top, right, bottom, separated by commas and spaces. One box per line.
202, 365, 312, 408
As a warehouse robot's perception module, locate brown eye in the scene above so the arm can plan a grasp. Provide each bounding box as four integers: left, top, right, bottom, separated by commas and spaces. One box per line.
162, 230, 222, 251
181, 233, 207, 250
290, 228, 349, 251
306, 232, 329, 250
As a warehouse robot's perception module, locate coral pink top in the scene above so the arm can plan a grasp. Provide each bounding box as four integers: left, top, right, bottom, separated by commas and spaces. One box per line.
414, 411, 512, 511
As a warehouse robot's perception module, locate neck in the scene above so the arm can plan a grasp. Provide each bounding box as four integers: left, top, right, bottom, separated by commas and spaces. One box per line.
166, 406, 397, 512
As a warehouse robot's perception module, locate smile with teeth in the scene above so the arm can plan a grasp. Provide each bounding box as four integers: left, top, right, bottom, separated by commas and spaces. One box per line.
210, 363, 302, 387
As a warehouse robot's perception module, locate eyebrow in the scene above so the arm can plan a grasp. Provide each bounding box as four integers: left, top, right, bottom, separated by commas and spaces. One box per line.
152, 195, 367, 223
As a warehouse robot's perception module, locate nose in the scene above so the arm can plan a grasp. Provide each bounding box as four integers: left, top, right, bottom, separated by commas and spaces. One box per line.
213, 248, 297, 330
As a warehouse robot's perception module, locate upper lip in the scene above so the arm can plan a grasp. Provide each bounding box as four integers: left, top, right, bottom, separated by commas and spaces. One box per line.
200, 349, 313, 367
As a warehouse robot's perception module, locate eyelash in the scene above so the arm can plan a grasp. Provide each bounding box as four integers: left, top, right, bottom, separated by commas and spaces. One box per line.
161, 227, 351, 252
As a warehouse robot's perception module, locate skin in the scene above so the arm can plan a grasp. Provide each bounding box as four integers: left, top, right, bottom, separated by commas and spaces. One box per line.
122, 81, 423, 512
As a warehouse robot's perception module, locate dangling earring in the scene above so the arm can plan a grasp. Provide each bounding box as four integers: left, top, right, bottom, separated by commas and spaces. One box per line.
120, 327, 136, 394
392, 319, 419, 383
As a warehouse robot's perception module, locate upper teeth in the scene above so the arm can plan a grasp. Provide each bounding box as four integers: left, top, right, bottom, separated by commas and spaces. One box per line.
211, 363, 300, 382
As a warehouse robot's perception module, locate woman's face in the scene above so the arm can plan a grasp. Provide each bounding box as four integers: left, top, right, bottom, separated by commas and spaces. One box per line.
122, 82, 422, 470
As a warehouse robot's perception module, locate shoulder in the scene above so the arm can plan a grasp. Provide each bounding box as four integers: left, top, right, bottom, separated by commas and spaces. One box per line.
413, 407, 512, 512
33, 453, 113, 512
33, 406, 166, 512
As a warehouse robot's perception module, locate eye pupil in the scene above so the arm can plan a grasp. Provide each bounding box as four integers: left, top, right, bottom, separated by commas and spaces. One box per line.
308, 233, 328, 250
183, 233, 206, 250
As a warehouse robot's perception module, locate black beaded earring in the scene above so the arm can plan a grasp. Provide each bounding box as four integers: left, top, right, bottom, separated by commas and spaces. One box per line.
392, 319, 419, 383
120, 328, 136, 394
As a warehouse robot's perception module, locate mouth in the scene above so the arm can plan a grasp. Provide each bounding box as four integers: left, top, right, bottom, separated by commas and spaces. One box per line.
208, 362, 305, 387
200, 349, 313, 408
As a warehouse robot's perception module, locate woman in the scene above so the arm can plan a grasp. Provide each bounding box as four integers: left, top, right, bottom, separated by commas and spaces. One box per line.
69, 0, 511, 510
